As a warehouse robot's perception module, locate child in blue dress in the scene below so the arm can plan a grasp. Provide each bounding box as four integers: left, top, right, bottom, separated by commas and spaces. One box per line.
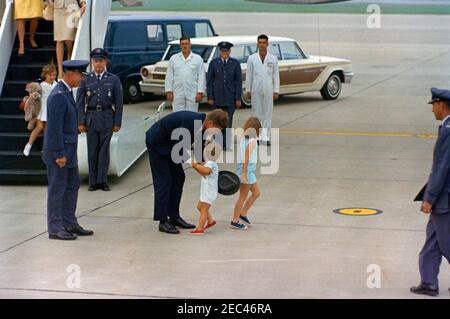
232, 117, 262, 230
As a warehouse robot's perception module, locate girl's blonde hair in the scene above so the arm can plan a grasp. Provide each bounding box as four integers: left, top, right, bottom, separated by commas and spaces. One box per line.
242, 117, 262, 138
41, 63, 57, 81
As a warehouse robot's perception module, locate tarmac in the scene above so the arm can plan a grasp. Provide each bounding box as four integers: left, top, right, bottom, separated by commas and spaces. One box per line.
1, 12, 450, 299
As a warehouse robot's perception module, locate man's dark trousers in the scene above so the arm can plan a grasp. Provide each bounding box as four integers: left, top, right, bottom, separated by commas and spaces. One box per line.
149, 151, 185, 221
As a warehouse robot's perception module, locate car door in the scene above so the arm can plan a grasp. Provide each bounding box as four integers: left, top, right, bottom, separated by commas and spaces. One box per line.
268, 43, 289, 89
280, 41, 326, 93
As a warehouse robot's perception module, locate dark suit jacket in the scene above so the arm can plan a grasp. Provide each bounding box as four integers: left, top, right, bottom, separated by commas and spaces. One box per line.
43, 81, 79, 168
145, 111, 206, 160
207, 57, 242, 108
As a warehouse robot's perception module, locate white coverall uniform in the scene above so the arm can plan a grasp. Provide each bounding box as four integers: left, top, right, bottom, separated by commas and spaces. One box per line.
165, 52, 206, 112
245, 52, 280, 142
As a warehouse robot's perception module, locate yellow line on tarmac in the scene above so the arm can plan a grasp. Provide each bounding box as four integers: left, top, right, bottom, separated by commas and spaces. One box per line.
280, 130, 437, 139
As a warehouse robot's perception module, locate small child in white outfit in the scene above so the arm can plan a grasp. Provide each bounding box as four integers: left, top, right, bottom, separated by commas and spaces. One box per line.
190, 141, 222, 235
23, 64, 57, 156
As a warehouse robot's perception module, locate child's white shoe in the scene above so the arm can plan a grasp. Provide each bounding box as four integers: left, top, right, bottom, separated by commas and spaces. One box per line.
23, 144, 32, 157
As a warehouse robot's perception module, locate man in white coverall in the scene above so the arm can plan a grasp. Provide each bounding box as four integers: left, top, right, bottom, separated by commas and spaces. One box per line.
165, 36, 206, 112
245, 34, 280, 146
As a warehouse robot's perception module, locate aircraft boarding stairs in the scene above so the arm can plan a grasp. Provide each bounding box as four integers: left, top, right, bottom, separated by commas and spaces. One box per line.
0, 0, 154, 183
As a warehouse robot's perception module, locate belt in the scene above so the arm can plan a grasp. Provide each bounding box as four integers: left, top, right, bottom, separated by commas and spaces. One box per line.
87, 105, 113, 112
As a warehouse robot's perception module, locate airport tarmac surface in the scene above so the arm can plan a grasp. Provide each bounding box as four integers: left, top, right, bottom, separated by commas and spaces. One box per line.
1, 12, 450, 299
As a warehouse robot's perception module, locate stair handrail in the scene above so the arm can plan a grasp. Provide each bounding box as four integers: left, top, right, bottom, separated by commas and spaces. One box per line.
0, 0, 16, 93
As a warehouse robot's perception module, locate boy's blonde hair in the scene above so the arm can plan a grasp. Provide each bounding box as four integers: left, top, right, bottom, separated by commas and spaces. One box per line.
205, 109, 229, 130
41, 63, 56, 81
203, 141, 222, 162
242, 117, 262, 138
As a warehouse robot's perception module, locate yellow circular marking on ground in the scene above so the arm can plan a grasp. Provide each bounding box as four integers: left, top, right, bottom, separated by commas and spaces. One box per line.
333, 208, 382, 216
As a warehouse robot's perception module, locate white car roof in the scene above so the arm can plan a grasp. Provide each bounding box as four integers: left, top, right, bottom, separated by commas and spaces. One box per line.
168, 35, 296, 46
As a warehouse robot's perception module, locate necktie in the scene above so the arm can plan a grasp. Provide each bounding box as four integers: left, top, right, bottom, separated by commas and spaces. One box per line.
97, 75, 101, 82
68, 90, 75, 104
223, 59, 227, 67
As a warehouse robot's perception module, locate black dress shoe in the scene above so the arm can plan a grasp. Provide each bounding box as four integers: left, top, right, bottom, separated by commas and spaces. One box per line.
65, 224, 94, 236
170, 217, 195, 229
159, 221, 180, 234
100, 183, 110, 191
88, 185, 98, 191
410, 283, 439, 297
49, 230, 77, 240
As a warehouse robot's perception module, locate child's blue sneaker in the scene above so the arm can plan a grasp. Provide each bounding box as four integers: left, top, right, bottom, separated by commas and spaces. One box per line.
239, 215, 251, 226
230, 220, 248, 230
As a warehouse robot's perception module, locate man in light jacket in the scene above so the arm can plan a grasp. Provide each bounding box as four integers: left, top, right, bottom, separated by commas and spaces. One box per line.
165, 36, 206, 112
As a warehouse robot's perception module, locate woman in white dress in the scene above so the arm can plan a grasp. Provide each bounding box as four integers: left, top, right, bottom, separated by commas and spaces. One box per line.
23, 64, 57, 156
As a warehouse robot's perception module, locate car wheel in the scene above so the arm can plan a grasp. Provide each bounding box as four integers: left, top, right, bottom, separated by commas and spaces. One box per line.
320, 73, 342, 100
241, 89, 252, 108
124, 77, 143, 104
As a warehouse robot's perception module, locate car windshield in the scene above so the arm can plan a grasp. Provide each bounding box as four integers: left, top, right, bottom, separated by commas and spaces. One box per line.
164, 45, 214, 63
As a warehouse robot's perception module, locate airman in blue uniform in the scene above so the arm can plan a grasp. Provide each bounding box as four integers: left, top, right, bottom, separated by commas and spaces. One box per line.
207, 41, 242, 150
43, 60, 94, 240
77, 48, 124, 192
411, 87, 450, 296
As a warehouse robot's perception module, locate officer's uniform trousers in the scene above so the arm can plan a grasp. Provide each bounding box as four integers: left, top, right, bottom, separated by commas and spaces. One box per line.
419, 212, 450, 285
86, 109, 114, 186
47, 164, 80, 234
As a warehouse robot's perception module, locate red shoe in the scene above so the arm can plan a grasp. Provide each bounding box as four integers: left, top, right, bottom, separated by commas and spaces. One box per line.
189, 229, 205, 235
205, 220, 217, 230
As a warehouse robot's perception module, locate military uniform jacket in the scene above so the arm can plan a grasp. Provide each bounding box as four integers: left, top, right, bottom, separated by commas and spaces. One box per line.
207, 57, 242, 108
77, 71, 124, 130
424, 119, 450, 214
43, 81, 79, 168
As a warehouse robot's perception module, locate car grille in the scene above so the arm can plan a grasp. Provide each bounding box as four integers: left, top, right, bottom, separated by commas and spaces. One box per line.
153, 74, 166, 80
